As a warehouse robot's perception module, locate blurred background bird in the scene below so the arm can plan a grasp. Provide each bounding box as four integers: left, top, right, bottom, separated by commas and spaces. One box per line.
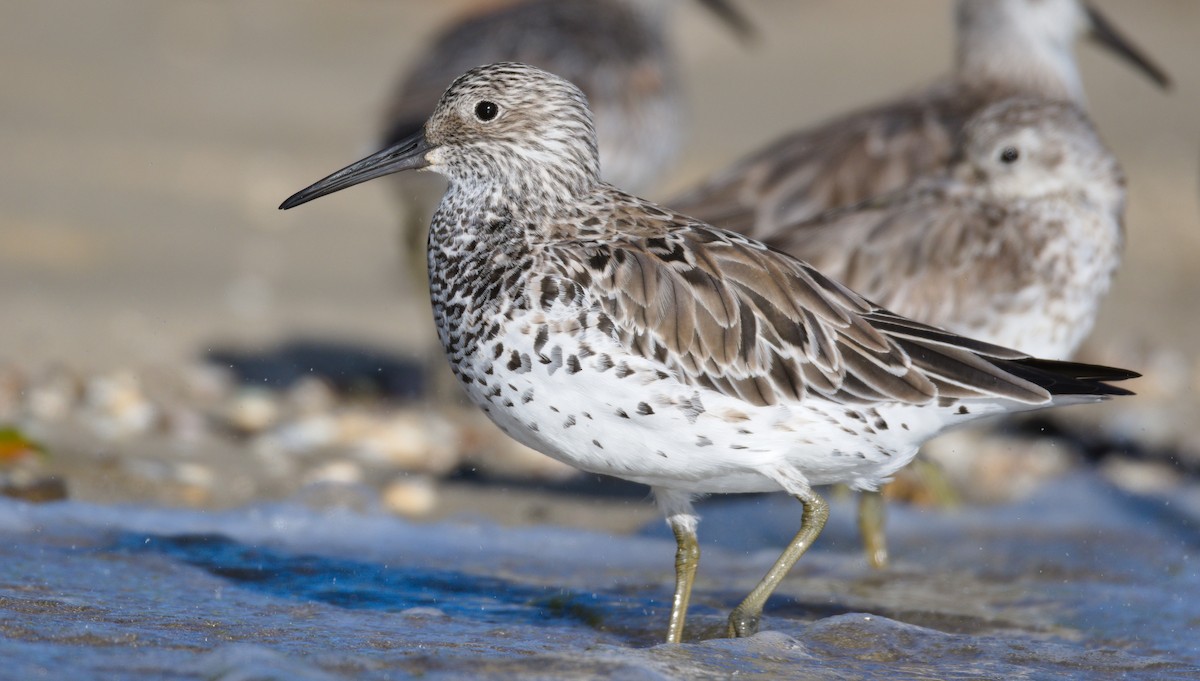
668, 0, 1168, 569
770, 98, 1124, 362
669, 0, 1168, 236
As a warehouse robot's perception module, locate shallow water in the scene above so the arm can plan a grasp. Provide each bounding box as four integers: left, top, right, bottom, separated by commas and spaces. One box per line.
2, 473, 1197, 680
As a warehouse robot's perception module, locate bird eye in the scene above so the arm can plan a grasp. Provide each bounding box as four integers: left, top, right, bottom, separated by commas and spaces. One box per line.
999, 146, 1020, 164
474, 100, 499, 122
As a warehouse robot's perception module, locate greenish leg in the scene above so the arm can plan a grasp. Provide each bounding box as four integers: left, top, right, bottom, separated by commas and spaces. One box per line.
667, 518, 700, 644
857, 490, 889, 570
727, 490, 829, 638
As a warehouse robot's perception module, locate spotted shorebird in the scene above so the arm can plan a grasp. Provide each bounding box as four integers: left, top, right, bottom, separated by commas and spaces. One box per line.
669, 0, 1168, 237
280, 63, 1137, 643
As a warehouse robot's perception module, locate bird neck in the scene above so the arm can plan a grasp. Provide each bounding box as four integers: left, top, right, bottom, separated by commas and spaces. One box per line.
428, 182, 536, 266
956, 28, 1085, 103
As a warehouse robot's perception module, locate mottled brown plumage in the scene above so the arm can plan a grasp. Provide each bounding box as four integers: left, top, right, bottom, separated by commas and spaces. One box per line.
280, 63, 1137, 643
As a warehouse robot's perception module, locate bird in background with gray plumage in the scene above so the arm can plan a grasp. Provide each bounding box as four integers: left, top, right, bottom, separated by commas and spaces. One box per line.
670, 0, 1168, 237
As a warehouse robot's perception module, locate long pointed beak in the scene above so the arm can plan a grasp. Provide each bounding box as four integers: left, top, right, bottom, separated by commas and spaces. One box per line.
279, 129, 434, 210
695, 0, 756, 43
1084, 2, 1171, 90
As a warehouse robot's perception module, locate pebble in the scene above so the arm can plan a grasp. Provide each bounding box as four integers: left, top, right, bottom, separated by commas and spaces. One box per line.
301, 459, 365, 487
382, 475, 439, 518
225, 388, 281, 435
345, 411, 459, 474
83, 370, 158, 439
26, 365, 82, 422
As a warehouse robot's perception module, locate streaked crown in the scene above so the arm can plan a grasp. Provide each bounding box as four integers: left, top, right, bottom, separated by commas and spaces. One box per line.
425, 62, 601, 199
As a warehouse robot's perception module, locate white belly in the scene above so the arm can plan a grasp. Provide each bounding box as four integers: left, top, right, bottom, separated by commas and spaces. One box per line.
452, 312, 960, 496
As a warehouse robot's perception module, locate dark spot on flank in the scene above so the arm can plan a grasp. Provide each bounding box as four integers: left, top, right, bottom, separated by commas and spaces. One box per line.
521, 389, 534, 404
534, 326, 549, 354
957, 405, 969, 415
653, 343, 668, 364
596, 354, 614, 372
527, 421, 539, 432
583, 412, 593, 420
696, 436, 713, 447
507, 350, 523, 372
539, 280, 560, 310
657, 451, 668, 459
596, 315, 615, 338
492, 344, 504, 359
616, 409, 630, 419
564, 415, 577, 428
550, 406, 560, 413
874, 419, 888, 430
901, 423, 910, 431
731, 445, 747, 450
615, 363, 634, 379
637, 402, 654, 416
592, 439, 603, 449
566, 355, 582, 374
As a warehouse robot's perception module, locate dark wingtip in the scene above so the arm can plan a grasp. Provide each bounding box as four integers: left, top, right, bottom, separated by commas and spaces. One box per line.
999, 357, 1140, 398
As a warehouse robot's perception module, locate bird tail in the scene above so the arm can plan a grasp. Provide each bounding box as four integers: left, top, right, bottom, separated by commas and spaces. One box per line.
987, 357, 1138, 400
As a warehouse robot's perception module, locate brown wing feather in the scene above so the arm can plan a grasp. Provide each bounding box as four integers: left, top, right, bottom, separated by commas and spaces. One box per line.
546, 199, 1058, 409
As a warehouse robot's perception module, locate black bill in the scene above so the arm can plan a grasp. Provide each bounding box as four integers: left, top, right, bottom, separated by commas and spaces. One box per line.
1085, 2, 1170, 89
280, 129, 434, 210
695, 0, 756, 43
